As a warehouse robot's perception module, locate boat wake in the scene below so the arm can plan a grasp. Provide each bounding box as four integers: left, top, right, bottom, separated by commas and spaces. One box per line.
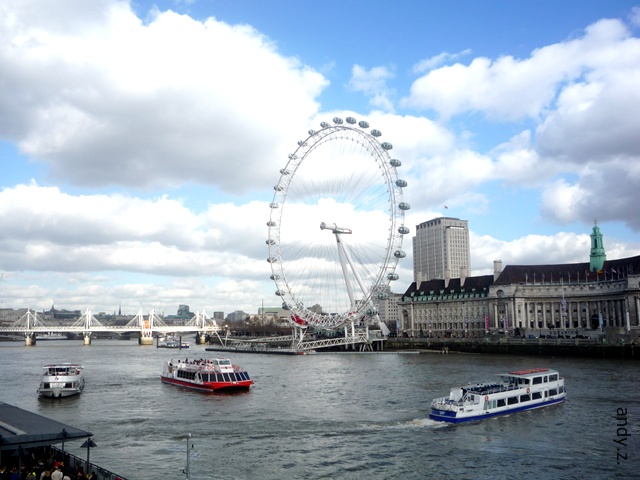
360, 417, 447, 431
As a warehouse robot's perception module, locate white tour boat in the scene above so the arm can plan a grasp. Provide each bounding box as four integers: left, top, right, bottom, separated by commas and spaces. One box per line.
158, 336, 190, 349
37, 363, 85, 398
429, 368, 566, 423
161, 358, 253, 392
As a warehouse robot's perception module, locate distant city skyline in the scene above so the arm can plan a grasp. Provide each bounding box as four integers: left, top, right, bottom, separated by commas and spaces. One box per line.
1, 1, 639, 315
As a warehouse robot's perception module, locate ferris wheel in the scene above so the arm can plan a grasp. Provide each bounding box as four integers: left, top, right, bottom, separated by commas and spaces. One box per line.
266, 117, 410, 331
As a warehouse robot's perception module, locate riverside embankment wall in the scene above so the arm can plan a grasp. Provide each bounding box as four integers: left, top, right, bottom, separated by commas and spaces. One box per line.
385, 337, 639, 359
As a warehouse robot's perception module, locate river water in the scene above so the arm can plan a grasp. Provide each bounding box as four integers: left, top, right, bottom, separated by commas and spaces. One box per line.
0, 340, 638, 479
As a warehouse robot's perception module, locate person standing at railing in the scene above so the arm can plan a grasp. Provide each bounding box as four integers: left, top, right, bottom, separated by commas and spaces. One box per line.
51, 466, 63, 480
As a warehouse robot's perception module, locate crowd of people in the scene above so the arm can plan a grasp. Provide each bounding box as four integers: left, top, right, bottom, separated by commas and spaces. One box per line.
0, 452, 122, 480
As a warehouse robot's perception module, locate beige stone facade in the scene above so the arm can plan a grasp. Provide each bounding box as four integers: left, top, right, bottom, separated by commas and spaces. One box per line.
400, 256, 640, 339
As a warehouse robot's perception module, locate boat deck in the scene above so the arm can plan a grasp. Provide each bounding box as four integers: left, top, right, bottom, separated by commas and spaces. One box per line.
465, 383, 520, 396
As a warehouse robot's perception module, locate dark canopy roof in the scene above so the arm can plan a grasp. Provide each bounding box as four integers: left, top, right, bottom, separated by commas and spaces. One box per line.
493, 255, 640, 286
403, 274, 494, 298
0, 402, 93, 451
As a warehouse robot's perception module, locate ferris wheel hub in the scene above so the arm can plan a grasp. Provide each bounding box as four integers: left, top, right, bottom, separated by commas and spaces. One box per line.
320, 222, 352, 234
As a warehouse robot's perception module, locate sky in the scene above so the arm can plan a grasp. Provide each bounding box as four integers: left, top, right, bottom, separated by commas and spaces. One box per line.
1, 0, 640, 317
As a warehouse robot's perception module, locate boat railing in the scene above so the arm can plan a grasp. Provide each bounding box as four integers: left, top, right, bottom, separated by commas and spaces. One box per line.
467, 382, 517, 396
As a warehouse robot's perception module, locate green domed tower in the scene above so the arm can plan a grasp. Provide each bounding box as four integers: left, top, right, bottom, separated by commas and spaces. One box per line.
589, 223, 606, 272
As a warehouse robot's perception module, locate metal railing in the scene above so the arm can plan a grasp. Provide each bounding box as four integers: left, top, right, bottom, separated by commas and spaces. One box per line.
50, 445, 128, 480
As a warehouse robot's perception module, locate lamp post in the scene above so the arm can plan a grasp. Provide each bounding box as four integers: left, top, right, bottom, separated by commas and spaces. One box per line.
484, 300, 489, 335
497, 290, 508, 336
12, 446, 25, 475
60, 428, 68, 459
183, 433, 194, 479
81, 437, 97, 473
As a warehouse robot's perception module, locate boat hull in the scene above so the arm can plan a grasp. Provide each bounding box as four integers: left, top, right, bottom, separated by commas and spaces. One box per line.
161, 375, 252, 392
38, 387, 83, 398
429, 395, 565, 423
205, 346, 309, 355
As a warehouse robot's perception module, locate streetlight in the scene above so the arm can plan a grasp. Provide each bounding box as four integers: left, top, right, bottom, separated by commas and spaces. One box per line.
182, 433, 194, 479
81, 437, 97, 472
59, 428, 69, 458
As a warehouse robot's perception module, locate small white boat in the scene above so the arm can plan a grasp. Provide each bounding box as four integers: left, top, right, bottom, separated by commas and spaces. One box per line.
158, 335, 190, 349
37, 363, 85, 398
429, 368, 566, 423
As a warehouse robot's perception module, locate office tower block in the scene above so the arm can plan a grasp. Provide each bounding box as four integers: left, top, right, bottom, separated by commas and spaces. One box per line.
413, 217, 470, 282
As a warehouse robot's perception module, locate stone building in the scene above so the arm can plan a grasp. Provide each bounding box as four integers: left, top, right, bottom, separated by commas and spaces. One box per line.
400, 225, 640, 338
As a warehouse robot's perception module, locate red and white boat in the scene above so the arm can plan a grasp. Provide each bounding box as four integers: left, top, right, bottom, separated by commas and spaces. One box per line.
161, 358, 253, 392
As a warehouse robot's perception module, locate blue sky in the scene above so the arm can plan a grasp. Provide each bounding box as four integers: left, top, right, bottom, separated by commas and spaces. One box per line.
1, 0, 639, 316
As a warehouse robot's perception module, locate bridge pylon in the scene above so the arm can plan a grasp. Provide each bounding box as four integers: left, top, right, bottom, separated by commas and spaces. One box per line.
186, 310, 219, 345
71, 309, 105, 345
11, 309, 46, 346
128, 309, 165, 345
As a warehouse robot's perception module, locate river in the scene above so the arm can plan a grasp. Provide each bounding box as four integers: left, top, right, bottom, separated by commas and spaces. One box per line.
0, 340, 637, 479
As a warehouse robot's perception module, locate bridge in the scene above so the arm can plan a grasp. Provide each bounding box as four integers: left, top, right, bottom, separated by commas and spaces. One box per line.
0, 309, 221, 346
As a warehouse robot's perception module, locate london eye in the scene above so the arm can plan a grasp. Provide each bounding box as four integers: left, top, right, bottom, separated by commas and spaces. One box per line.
266, 117, 410, 335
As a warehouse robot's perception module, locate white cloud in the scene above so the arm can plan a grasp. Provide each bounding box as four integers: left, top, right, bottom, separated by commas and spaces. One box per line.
631, 7, 640, 27
0, 183, 269, 274
401, 18, 636, 121
347, 65, 395, 112
412, 49, 472, 73
1, 3, 639, 317
0, 0, 328, 192
540, 160, 640, 231
472, 232, 590, 272
490, 131, 565, 187
536, 71, 640, 163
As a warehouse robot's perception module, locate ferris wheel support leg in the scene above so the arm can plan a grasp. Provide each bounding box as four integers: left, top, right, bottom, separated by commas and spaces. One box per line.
335, 235, 356, 308
343, 245, 370, 304
335, 232, 372, 309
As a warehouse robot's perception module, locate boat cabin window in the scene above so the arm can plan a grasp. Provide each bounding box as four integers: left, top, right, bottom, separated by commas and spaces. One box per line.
497, 399, 506, 408
549, 374, 558, 381
178, 370, 196, 380
532, 377, 543, 385
532, 391, 542, 400
507, 397, 519, 405
549, 388, 558, 396
520, 394, 530, 402
219, 360, 231, 366
543, 376, 548, 382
